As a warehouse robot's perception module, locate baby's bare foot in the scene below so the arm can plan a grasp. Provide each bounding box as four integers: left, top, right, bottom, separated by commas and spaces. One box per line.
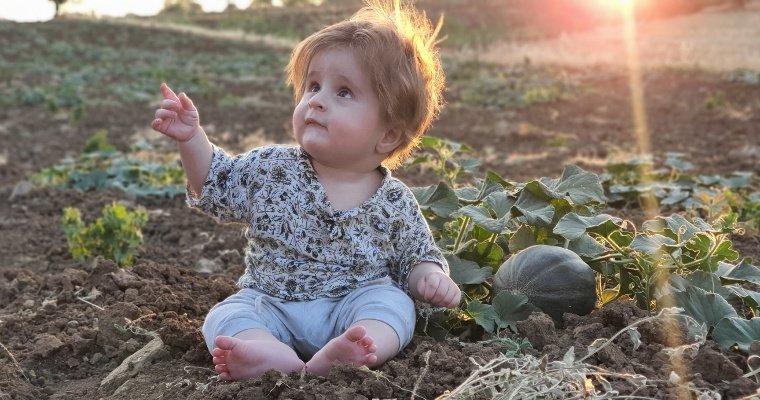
305, 325, 378, 376
212, 336, 305, 380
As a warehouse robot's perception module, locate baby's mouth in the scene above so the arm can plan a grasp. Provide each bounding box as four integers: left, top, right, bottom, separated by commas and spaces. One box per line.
305, 117, 323, 127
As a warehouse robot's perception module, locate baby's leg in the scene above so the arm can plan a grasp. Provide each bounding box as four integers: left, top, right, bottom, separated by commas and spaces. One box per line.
213, 328, 305, 380
304, 324, 379, 376
352, 319, 400, 365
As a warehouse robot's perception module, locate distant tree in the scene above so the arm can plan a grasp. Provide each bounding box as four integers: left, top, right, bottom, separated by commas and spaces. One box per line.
161, 0, 202, 14
50, 0, 67, 18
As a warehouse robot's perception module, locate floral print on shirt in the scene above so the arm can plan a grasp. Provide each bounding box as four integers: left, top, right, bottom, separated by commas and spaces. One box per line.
187, 144, 448, 301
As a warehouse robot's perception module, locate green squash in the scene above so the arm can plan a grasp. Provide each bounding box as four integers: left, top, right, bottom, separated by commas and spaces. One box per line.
493, 245, 596, 321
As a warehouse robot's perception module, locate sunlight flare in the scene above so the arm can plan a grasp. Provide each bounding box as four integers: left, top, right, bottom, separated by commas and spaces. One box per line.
619, 1, 692, 396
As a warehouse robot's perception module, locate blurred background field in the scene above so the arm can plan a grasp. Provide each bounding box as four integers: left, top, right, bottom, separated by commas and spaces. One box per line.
1, 1, 760, 398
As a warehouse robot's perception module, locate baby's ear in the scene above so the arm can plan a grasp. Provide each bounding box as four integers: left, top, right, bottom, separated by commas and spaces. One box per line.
377, 127, 405, 154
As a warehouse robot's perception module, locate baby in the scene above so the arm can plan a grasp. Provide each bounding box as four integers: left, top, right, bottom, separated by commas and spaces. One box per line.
151, 0, 459, 380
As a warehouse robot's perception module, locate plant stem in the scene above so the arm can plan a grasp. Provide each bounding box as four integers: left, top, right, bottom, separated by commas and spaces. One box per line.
453, 216, 471, 252
482, 233, 498, 259
588, 252, 625, 264
453, 239, 478, 255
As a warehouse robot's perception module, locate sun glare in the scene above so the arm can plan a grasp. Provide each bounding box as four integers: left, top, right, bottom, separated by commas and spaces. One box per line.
594, 0, 633, 9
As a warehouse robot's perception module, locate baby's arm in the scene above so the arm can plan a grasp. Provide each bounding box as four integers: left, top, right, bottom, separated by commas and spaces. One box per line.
408, 262, 461, 308
151, 83, 212, 196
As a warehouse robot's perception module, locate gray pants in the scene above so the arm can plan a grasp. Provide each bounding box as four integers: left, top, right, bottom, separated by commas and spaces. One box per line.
202, 277, 416, 359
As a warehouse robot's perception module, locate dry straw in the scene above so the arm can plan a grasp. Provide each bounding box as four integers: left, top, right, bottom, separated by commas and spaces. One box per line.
437, 309, 721, 400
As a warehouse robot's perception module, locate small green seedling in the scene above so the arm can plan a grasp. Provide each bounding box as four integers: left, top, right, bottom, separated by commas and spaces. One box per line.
62, 202, 149, 267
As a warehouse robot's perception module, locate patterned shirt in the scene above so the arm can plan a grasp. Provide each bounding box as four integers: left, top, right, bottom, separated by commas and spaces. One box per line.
187, 144, 448, 301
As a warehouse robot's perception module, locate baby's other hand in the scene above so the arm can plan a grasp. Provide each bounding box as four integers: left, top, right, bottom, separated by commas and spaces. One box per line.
416, 271, 461, 308
151, 83, 200, 142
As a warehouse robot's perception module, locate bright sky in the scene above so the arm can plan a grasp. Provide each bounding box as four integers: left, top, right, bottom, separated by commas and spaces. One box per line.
0, 0, 257, 22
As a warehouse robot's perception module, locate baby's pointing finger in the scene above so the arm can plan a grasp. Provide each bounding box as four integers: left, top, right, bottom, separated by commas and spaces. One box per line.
160, 82, 180, 102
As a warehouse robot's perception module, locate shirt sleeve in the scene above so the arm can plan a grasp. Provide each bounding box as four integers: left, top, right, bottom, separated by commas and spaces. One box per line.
394, 192, 449, 294
185, 145, 258, 223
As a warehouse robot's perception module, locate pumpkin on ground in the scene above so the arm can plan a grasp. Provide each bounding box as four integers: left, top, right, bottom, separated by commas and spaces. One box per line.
493, 245, 597, 321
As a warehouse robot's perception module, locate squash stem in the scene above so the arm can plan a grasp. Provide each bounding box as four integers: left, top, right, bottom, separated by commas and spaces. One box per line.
453, 216, 471, 252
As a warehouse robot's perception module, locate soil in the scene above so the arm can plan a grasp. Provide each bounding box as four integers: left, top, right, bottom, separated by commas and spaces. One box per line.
1, 7, 760, 400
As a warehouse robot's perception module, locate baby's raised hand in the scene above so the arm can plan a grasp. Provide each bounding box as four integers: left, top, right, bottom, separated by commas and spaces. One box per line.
415, 270, 461, 308
151, 83, 200, 142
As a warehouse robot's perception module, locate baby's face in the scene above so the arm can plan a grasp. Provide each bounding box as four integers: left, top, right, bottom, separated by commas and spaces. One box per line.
292, 47, 391, 170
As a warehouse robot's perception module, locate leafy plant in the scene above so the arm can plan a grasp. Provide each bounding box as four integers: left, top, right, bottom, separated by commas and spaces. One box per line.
408, 136, 479, 186
32, 133, 185, 198
82, 129, 117, 154
407, 137, 760, 350
447, 60, 580, 110
704, 90, 728, 110
602, 152, 758, 223
62, 202, 149, 267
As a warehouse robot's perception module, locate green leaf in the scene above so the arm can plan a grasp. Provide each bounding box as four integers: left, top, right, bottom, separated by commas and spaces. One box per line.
658, 285, 737, 328
725, 286, 760, 310
508, 225, 535, 254
643, 214, 712, 241
453, 205, 510, 234
411, 183, 460, 217
630, 234, 677, 256
492, 291, 536, 331
683, 271, 730, 297
460, 158, 480, 173
712, 317, 760, 351
684, 233, 712, 256
568, 234, 608, 258
608, 230, 634, 248
552, 165, 606, 205
720, 259, 760, 285
661, 190, 690, 206
465, 300, 497, 332
513, 187, 554, 227
483, 190, 514, 219
455, 187, 481, 203
459, 241, 504, 270
712, 240, 739, 263
446, 255, 492, 285
485, 170, 514, 191
664, 152, 694, 172
415, 310, 453, 341
553, 213, 621, 241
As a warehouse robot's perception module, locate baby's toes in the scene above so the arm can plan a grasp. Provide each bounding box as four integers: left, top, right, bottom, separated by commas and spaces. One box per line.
215, 363, 229, 374
213, 355, 226, 365
358, 335, 374, 348
212, 347, 228, 357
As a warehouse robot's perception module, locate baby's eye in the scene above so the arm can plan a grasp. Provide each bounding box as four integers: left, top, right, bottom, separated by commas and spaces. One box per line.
308, 83, 320, 93
337, 88, 353, 99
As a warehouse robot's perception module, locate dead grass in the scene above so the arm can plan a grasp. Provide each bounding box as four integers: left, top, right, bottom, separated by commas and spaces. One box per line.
466, 1, 760, 72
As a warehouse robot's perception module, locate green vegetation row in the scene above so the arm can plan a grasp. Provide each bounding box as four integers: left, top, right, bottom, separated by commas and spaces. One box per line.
46, 132, 760, 351
409, 137, 760, 351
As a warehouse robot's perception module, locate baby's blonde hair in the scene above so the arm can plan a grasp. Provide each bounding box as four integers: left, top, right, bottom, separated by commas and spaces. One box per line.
286, 0, 445, 170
